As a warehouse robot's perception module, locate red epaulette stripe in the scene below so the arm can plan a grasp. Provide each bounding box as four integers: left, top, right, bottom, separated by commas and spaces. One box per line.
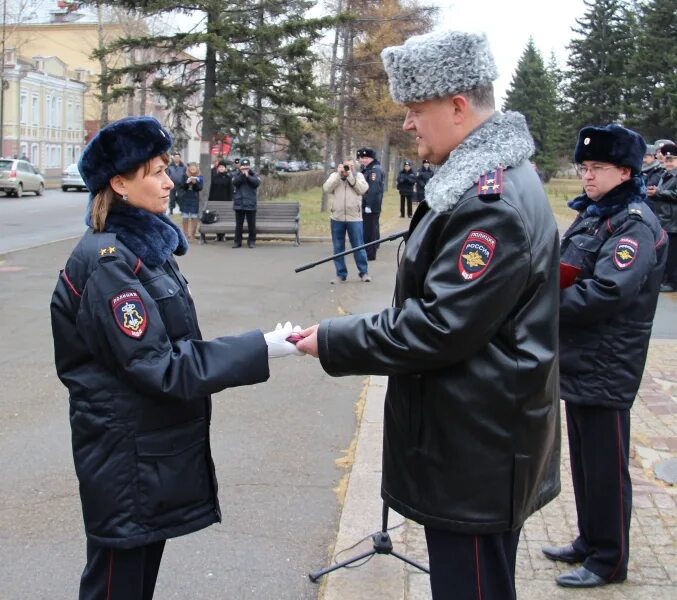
61, 270, 82, 297
606, 218, 614, 233
656, 228, 667, 249
134, 257, 142, 274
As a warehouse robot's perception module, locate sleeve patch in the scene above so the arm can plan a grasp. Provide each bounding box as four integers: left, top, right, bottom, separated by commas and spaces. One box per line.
613, 237, 638, 270
458, 230, 497, 281
111, 290, 148, 339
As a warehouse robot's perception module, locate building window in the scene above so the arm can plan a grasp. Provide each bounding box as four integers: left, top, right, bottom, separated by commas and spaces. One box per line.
54, 96, 62, 128
20, 93, 27, 124
31, 95, 39, 126
66, 145, 73, 165
20, 143, 27, 158
74, 145, 81, 162
45, 96, 52, 129
31, 143, 39, 165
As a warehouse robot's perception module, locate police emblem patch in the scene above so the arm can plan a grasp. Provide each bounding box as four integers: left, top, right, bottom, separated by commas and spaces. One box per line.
613, 237, 638, 270
458, 230, 497, 281
111, 290, 148, 339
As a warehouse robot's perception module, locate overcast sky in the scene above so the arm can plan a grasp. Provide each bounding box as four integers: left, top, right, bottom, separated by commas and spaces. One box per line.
433, 0, 587, 103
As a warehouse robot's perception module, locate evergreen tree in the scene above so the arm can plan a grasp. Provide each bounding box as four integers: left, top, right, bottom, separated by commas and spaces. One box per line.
625, 0, 677, 140
564, 0, 635, 132
503, 39, 560, 180
84, 0, 334, 191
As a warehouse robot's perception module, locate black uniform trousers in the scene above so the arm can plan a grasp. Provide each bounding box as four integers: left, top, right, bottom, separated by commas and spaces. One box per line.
566, 403, 631, 582
399, 193, 413, 218
363, 211, 380, 260
424, 526, 521, 600
234, 209, 256, 246
664, 232, 677, 286
79, 539, 166, 600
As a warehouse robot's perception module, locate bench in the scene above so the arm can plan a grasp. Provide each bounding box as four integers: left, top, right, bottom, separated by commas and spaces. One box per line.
199, 201, 300, 245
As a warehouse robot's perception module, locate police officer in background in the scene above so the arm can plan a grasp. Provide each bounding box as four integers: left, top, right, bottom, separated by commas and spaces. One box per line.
649, 143, 677, 291
297, 30, 561, 600
543, 125, 667, 588
641, 144, 664, 213
415, 158, 433, 203
356, 147, 384, 260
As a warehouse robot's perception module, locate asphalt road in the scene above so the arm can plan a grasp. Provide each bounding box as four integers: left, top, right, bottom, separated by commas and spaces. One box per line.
0, 207, 399, 599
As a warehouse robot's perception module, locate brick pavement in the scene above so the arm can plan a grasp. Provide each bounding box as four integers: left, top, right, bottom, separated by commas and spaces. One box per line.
323, 340, 677, 599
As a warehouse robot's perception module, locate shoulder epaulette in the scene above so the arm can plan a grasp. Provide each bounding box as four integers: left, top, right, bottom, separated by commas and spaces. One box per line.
477, 167, 504, 199
627, 203, 644, 221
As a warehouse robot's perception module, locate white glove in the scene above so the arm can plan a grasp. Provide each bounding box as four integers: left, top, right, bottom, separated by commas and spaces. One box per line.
263, 322, 303, 358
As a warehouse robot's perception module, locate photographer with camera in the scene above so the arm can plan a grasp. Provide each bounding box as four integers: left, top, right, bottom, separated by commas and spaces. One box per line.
232, 158, 260, 248
323, 159, 371, 283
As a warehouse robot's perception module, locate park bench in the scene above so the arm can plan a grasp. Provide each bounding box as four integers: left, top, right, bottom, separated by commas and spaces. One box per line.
199, 200, 301, 246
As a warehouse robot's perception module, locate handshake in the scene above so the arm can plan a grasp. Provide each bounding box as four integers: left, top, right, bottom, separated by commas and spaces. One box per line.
263, 321, 315, 359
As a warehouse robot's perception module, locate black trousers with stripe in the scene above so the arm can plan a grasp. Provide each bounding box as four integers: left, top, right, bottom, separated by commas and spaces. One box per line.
79, 539, 166, 600
566, 403, 631, 582
424, 527, 521, 599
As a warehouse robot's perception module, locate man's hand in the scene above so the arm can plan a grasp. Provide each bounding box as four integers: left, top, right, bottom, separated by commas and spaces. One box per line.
264, 322, 304, 358
295, 324, 319, 358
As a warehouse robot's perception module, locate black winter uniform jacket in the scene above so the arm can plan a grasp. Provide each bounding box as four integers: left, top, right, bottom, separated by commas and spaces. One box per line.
396, 169, 417, 195
232, 170, 261, 211
560, 185, 667, 409
361, 160, 384, 214
653, 168, 677, 233
51, 223, 269, 549
318, 157, 561, 533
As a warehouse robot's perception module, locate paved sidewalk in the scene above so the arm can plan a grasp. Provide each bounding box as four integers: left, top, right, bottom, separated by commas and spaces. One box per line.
321, 340, 677, 599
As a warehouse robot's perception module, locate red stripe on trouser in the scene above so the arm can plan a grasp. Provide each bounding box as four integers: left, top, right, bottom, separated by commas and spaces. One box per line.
609, 412, 626, 581
474, 536, 483, 600
106, 549, 114, 600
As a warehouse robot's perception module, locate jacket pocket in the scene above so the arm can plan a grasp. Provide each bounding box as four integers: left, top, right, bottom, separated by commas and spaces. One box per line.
143, 274, 191, 340
136, 418, 212, 523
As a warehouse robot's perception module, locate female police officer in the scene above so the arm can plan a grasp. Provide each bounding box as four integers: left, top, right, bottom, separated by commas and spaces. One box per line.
50, 116, 299, 599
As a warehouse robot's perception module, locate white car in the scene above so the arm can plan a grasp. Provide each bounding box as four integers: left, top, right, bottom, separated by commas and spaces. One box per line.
0, 158, 44, 197
61, 163, 88, 192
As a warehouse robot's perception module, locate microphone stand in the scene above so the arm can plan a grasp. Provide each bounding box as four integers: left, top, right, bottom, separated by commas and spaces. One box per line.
295, 230, 408, 273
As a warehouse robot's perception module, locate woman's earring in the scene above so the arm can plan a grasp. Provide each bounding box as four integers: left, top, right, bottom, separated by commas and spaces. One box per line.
122, 193, 128, 202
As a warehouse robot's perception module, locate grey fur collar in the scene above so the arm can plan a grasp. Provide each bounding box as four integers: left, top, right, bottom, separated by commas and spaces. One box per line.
425, 111, 535, 213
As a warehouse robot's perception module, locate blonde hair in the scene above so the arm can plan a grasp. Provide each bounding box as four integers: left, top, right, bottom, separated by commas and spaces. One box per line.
89, 153, 170, 231
187, 162, 200, 176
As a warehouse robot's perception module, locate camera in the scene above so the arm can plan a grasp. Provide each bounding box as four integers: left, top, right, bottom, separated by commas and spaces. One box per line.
343, 165, 350, 172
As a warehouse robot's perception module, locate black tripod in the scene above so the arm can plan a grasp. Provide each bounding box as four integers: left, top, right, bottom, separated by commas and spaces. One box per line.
308, 502, 429, 582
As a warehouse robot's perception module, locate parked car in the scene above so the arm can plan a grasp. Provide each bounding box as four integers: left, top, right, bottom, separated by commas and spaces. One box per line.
0, 158, 44, 196
275, 160, 291, 172
61, 163, 88, 192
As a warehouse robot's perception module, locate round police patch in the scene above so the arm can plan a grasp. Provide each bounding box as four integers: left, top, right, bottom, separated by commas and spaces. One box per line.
458, 230, 497, 281
613, 237, 638, 270
111, 290, 148, 339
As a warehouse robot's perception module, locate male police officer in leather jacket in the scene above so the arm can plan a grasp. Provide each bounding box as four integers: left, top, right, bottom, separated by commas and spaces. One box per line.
296, 30, 560, 600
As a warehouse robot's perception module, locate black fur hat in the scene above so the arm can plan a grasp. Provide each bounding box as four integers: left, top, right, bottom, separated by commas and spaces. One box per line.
574, 124, 646, 174
356, 147, 376, 159
79, 116, 172, 195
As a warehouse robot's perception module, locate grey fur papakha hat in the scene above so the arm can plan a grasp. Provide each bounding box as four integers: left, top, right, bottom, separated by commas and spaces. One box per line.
381, 30, 498, 104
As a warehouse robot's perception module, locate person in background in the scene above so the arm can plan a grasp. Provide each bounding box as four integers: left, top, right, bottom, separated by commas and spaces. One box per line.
654, 139, 674, 167
180, 162, 203, 242
544, 125, 667, 588
649, 143, 677, 292
357, 147, 384, 261
208, 159, 233, 203
641, 144, 663, 213
415, 158, 433, 203
296, 30, 561, 600
166, 152, 186, 215
396, 160, 417, 218
50, 115, 301, 600
232, 158, 260, 248
323, 158, 371, 284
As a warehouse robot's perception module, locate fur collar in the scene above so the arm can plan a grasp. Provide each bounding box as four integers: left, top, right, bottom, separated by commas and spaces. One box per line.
567, 175, 646, 218
425, 111, 535, 213
103, 203, 188, 267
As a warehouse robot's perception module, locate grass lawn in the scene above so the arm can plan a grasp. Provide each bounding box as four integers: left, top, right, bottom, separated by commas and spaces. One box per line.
280, 178, 583, 238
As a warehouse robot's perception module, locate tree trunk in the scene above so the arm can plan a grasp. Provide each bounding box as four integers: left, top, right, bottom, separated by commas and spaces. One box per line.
97, 5, 109, 126
199, 10, 218, 212
382, 130, 391, 192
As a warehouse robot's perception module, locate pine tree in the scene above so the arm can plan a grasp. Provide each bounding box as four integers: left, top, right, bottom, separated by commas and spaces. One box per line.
625, 0, 677, 140
503, 39, 560, 180
84, 0, 334, 193
564, 0, 635, 132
